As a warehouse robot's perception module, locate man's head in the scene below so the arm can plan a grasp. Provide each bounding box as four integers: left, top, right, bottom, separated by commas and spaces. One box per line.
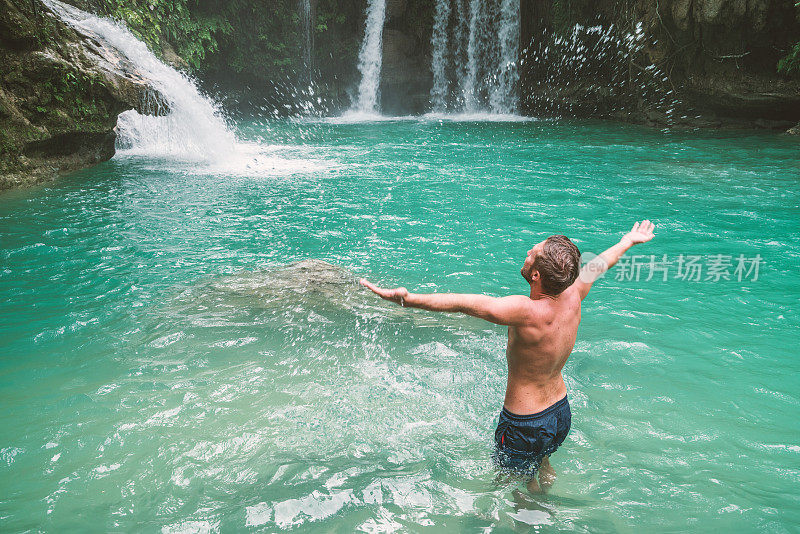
521, 235, 581, 296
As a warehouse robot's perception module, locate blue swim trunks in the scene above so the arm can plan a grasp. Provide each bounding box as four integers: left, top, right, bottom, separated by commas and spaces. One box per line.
493, 395, 571, 477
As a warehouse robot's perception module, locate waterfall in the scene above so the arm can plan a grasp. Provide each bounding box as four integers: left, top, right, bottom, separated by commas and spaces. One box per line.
42, 0, 236, 161
352, 0, 387, 114
454, 0, 470, 110
430, 0, 520, 115
300, 0, 313, 84
430, 0, 451, 112
463, 0, 482, 113
489, 0, 520, 113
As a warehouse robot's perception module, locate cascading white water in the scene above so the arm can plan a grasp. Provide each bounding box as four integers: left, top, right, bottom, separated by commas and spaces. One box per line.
42, 0, 329, 174
42, 0, 237, 161
454, 0, 470, 110
463, 0, 482, 113
300, 0, 313, 84
352, 0, 387, 114
430, 0, 520, 115
430, 0, 452, 112
489, 0, 520, 113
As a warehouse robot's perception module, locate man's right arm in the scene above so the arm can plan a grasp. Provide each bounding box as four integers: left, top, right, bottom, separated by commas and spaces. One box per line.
359, 279, 532, 325
573, 220, 655, 300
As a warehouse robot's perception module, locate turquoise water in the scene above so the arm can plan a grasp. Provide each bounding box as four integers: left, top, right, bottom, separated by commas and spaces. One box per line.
1, 118, 798, 532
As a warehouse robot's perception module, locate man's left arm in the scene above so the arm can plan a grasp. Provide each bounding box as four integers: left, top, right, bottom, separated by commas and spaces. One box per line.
359, 279, 531, 326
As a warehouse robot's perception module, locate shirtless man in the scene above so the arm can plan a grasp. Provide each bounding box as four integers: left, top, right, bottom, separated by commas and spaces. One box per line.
360, 220, 656, 493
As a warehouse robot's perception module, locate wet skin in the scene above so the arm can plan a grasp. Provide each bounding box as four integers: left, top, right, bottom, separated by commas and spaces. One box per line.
361, 220, 656, 492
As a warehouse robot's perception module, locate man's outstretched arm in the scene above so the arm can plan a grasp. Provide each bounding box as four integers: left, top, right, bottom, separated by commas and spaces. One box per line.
359, 279, 532, 326
573, 219, 655, 300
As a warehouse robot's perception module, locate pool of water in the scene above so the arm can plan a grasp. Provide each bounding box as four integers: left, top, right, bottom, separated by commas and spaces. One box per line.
1, 118, 798, 532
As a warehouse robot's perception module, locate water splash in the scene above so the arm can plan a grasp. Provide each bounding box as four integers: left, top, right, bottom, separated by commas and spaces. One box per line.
351, 0, 387, 115
519, 23, 679, 123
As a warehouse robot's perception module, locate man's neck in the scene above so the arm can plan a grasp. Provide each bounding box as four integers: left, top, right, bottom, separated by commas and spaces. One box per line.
529, 283, 557, 301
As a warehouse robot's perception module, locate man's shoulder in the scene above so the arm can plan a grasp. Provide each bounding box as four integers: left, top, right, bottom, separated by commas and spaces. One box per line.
560, 284, 583, 305
525, 288, 581, 318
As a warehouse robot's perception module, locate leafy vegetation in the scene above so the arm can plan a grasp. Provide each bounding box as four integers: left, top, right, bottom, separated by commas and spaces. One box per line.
80, 0, 364, 91
777, 2, 800, 76
778, 41, 800, 75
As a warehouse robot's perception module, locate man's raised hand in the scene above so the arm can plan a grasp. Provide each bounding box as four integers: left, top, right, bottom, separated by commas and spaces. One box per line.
360, 279, 410, 305
622, 220, 655, 245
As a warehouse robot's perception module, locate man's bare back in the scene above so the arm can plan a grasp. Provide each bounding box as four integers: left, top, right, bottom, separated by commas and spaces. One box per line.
504, 283, 581, 414
360, 220, 656, 492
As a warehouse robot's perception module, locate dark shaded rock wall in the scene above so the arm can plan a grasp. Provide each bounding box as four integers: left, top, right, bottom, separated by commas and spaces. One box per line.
379, 0, 434, 115
519, 0, 800, 127
346, 0, 800, 125
648, 0, 800, 123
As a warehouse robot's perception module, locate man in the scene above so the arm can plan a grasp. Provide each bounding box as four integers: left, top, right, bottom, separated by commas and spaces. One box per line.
360, 220, 656, 493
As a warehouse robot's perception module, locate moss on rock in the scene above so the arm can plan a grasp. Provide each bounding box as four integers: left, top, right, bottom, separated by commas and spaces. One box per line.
0, 0, 158, 190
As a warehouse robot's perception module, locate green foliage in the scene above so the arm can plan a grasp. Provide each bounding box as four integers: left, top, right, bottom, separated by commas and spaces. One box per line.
96, 0, 231, 68
312, 0, 363, 81
84, 0, 334, 81
777, 2, 800, 76
778, 41, 800, 75
69, 0, 364, 95
213, 0, 302, 77
30, 64, 110, 129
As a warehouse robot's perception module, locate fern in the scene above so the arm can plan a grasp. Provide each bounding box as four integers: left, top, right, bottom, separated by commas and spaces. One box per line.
777, 1, 800, 76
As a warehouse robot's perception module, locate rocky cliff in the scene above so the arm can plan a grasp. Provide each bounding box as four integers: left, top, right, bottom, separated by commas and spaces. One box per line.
637, 0, 799, 122
346, 0, 800, 126
0, 0, 159, 190
520, 0, 800, 127
377, 0, 800, 126
1, 0, 797, 191
379, 0, 434, 115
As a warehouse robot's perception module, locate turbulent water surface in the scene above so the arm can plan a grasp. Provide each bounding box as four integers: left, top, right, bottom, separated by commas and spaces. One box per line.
1, 118, 798, 532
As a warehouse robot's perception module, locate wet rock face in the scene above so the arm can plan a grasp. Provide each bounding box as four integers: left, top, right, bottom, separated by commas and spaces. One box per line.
379, 0, 433, 115
644, 0, 800, 123
519, 0, 800, 127
381, 28, 431, 115
0, 0, 161, 190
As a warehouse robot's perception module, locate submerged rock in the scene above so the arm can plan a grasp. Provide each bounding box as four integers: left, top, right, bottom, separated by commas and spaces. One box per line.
210, 259, 362, 307
0, 0, 163, 190
177, 259, 469, 329
173, 260, 380, 327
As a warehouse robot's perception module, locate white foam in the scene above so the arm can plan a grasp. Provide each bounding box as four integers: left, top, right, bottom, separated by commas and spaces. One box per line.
329, 111, 413, 124
422, 112, 536, 122
324, 112, 537, 124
